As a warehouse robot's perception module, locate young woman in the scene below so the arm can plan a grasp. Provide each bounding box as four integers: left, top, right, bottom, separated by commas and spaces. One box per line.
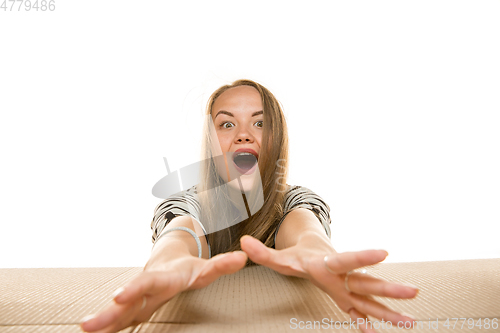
80, 80, 419, 333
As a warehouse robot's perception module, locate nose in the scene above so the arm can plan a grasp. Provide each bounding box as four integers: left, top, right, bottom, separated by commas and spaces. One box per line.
234, 126, 255, 143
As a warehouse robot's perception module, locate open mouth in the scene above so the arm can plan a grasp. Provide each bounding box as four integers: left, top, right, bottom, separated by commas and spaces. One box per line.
232, 152, 258, 174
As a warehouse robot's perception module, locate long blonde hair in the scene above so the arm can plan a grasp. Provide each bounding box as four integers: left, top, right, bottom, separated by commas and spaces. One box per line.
197, 79, 289, 264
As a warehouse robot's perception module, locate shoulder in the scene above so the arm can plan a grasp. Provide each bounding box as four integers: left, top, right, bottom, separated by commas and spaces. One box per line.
283, 184, 320, 201
153, 185, 199, 212
282, 184, 331, 212
278, 184, 331, 239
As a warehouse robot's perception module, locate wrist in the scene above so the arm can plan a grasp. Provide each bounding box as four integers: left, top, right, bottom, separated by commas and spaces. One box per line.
144, 239, 194, 272
297, 230, 334, 253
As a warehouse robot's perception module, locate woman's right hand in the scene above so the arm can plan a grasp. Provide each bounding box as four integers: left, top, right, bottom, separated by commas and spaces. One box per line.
80, 251, 248, 333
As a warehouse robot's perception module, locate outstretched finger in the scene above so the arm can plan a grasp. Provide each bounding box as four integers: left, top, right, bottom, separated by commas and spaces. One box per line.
349, 293, 417, 328
240, 235, 306, 277
349, 308, 377, 333
347, 273, 419, 299
113, 270, 184, 305
80, 296, 142, 332
324, 250, 388, 275
188, 251, 248, 289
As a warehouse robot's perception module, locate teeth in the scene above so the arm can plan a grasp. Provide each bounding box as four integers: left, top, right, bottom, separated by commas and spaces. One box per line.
234, 152, 256, 158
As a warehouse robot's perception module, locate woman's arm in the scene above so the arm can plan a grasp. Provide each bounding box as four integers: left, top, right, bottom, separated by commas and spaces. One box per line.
275, 207, 330, 250
145, 215, 210, 271
241, 208, 419, 333
80, 216, 247, 333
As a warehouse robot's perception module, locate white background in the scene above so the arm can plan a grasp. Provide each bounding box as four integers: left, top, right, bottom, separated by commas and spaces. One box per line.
1, 0, 499, 268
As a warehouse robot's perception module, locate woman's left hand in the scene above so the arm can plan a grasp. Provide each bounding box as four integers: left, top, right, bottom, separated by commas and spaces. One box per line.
240, 233, 419, 333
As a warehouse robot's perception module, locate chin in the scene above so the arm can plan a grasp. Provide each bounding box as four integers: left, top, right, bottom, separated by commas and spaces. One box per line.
237, 174, 258, 191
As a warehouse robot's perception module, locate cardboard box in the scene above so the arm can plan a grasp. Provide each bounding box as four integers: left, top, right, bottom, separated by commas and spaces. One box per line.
1, 259, 499, 332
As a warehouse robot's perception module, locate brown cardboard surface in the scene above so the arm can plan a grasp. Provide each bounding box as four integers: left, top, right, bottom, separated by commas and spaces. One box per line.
0, 259, 499, 332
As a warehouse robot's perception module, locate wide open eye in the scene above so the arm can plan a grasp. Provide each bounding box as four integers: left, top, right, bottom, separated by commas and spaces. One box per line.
220, 122, 234, 129
255, 120, 263, 128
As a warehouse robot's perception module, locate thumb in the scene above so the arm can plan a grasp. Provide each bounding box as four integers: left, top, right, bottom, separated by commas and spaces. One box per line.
211, 250, 248, 275
187, 251, 248, 290
240, 235, 273, 264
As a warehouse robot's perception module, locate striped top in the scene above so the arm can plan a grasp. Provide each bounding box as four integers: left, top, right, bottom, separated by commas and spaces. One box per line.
150, 184, 331, 255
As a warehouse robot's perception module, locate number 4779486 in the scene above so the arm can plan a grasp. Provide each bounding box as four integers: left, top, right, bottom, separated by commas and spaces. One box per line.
1, 0, 56, 11
442, 318, 498, 330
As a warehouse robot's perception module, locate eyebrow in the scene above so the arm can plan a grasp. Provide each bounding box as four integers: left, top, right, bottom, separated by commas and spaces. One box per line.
214, 110, 263, 119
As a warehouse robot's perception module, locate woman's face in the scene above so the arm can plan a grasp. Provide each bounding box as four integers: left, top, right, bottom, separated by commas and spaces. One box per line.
211, 85, 263, 191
